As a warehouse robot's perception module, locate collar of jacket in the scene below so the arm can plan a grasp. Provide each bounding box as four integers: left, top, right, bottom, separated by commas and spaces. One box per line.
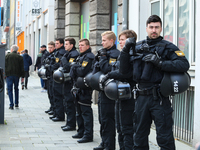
12, 51, 17, 54
56, 46, 65, 51
69, 47, 76, 52
106, 44, 116, 51
146, 36, 163, 45
80, 48, 91, 56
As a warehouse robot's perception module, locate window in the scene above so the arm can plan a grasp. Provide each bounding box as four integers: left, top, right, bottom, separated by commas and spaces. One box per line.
163, 0, 174, 43
151, 1, 160, 16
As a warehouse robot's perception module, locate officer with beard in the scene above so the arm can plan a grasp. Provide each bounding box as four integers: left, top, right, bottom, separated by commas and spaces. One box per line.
60, 38, 79, 131
93, 31, 120, 150
70, 38, 94, 143
50, 38, 66, 121
119, 15, 189, 150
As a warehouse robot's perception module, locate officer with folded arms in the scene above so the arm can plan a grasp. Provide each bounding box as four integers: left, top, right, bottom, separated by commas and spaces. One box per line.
70, 38, 94, 143
119, 15, 190, 150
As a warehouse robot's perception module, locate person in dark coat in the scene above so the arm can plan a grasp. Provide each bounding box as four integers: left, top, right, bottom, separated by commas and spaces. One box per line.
5, 45, 25, 109
22, 49, 32, 89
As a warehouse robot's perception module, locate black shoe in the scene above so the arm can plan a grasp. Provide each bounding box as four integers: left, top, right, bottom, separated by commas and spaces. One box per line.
62, 126, 76, 131
52, 117, 64, 122
22, 85, 24, 90
9, 106, 14, 110
25, 86, 27, 89
77, 137, 93, 143
72, 133, 83, 139
15, 104, 19, 107
49, 115, 56, 119
48, 111, 54, 115
93, 144, 104, 150
61, 125, 67, 129
45, 108, 51, 113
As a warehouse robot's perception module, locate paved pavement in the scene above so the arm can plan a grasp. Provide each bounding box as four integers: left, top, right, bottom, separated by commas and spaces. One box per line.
0, 75, 195, 150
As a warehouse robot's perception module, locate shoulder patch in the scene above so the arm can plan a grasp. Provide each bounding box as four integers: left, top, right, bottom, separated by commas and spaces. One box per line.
82, 61, 88, 67
55, 57, 59, 63
175, 51, 185, 57
109, 58, 117, 64
69, 58, 75, 63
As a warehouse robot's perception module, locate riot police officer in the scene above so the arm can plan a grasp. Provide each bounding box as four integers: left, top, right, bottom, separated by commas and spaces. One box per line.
45, 41, 56, 116
93, 31, 120, 150
119, 15, 190, 150
70, 38, 94, 143
100, 30, 137, 150
60, 38, 79, 131
50, 38, 66, 121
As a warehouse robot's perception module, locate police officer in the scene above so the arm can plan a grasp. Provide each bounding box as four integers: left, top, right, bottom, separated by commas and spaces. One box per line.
119, 15, 190, 150
45, 41, 56, 116
93, 31, 120, 150
60, 38, 79, 131
70, 38, 94, 143
100, 30, 137, 150
40, 45, 50, 113
50, 38, 66, 121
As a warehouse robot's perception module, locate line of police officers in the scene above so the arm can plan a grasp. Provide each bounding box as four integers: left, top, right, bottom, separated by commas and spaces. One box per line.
38, 15, 190, 150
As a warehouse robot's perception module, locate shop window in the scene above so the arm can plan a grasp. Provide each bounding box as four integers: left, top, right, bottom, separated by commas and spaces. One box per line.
81, 1, 90, 39
111, 0, 118, 45
178, 0, 190, 60
163, 0, 174, 43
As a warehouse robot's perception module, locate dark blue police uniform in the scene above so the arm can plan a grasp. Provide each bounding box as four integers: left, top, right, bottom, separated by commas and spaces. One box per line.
70, 48, 94, 141
120, 36, 190, 150
95, 45, 120, 150
60, 47, 79, 129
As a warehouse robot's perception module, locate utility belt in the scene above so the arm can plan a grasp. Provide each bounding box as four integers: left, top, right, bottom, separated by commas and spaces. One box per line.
132, 84, 163, 105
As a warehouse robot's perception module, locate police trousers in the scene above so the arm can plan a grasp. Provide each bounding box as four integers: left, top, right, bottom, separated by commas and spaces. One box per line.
98, 91, 116, 150
116, 98, 135, 150
53, 81, 64, 119
63, 81, 76, 127
133, 95, 175, 150
47, 77, 54, 111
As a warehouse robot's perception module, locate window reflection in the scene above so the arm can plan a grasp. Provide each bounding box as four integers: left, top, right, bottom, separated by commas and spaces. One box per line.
163, 0, 174, 43
178, 0, 190, 60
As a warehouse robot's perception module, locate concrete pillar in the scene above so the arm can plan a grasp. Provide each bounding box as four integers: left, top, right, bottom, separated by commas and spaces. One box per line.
54, 0, 65, 39
89, 0, 110, 53
65, 0, 80, 47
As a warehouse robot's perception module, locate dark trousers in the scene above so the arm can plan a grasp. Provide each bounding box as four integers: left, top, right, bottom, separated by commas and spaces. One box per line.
24, 71, 29, 88
6, 76, 20, 107
53, 81, 64, 119
63, 82, 76, 127
76, 102, 93, 139
98, 91, 116, 150
133, 95, 175, 150
47, 77, 54, 111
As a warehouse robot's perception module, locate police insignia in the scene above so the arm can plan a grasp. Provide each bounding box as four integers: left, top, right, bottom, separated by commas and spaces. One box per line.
109, 58, 116, 64
69, 58, 75, 63
82, 61, 88, 67
175, 51, 185, 56
56, 58, 59, 63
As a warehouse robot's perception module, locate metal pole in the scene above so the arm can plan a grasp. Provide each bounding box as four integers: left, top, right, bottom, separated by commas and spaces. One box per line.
122, 0, 128, 30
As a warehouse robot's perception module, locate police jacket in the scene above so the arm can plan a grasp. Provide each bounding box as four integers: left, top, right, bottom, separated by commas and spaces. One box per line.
5, 51, 25, 77
98, 45, 120, 74
70, 48, 94, 104
45, 51, 56, 77
51, 46, 66, 71
120, 36, 190, 87
60, 47, 79, 73
22, 53, 32, 71
41, 49, 49, 66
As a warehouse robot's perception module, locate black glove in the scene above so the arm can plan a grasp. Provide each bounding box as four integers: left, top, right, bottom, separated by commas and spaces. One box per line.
44, 64, 49, 69
95, 53, 99, 61
142, 54, 162, 68
99, 74, 110, 90
122, 37, 136, 53
98, 48, 107, 56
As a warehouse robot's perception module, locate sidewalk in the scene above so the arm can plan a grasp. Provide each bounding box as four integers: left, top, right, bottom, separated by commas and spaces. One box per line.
0, 75, 195, 150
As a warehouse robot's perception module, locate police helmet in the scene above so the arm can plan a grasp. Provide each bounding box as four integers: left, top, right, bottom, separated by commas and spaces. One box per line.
76, 72, 93, 89
90, 71, 105, 91
160, 72, 191, 97
104, 80, 132, 100
53, 67, 71, 84
38, 66, 47, 80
